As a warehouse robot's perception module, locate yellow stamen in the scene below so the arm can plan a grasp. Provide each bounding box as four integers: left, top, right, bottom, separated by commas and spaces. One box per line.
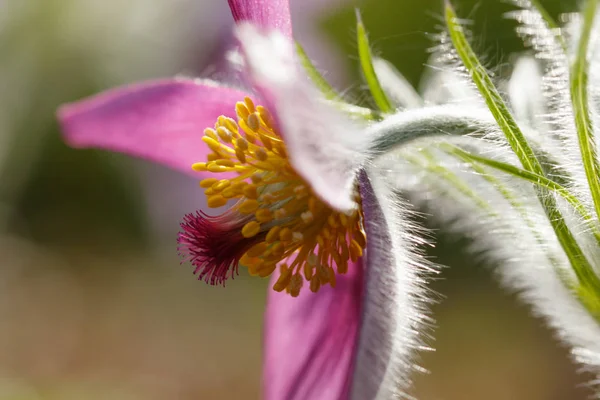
192, 97, 366, 295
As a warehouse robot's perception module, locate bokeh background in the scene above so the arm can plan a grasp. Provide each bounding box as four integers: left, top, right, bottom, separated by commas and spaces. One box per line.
0, 0, 587, 398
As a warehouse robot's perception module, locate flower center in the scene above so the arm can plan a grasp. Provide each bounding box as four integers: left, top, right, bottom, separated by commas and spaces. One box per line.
178, 97, 366, 296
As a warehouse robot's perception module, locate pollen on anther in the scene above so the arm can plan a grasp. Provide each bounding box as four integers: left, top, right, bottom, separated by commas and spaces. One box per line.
183, 97, 366, 296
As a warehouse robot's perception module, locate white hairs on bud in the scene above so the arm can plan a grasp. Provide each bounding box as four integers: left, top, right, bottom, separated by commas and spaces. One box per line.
351, 170, 438, 400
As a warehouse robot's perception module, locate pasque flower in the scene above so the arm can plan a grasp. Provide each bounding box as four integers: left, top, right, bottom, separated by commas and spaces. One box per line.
58, 0, 432, 399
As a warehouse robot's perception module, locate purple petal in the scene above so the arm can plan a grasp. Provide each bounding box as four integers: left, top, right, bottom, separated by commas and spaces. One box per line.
263, 259, 364, 400
236, 24, 371, 213
350, 171, 429, 399
58, 79, 251, 176
228, 0, 292, 38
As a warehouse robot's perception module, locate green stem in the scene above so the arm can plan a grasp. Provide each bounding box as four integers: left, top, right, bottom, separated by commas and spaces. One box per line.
570, 0, 600, 222
356, 9, 393, 113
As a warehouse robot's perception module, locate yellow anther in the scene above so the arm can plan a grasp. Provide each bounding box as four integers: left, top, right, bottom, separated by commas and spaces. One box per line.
266, 226, 281, 243
255, 209, 273, 223
244, 96, 256, 113
240, 253, 257, 267
304, 263, 313, 280
236, 102, 250, 119
258, 133, 273, 151
337, 259, 348, 274
257, 105, 273, 127
341, 242, 349, 261
191, 97, 366, 296
332, 252, 341, 267
223, 117, 239, 133
349, 240, 362, 262
288, 274, 303, 297
207, 195, 228, 208
267, 242, 285, 259
279, 227, 293, 242
354, 230, 367, 248
202, 136, 224, 153
239, 199, 260, 214
254, 148, 268, 161
273, 264, 292, 292
207, 163, 230, 173
192, 162, 207, 172
328, 267, 337, 288
221, 187, 237, 198
246, 242, 268, 258
242, 221, 261, 238
212, 180, 230, 191
274, 209, 287, 219
339, 213, 349, 227
199, 178, 218, 188
301, 211, 314, 224
316, 234, 325, 247
275, 144, 287, 159
243, 185, 258, 199
309, 197, 319, 215
217, 127, 233, 142
232, 181, 247, 192
247, 112, 260, 131
310, 275, 321, 292
204, 128, 218, 141
327, 214, 338, 228
244, 130, 258, 144
235, 148, 246, 163
236, 137, 248, 151
217, 115, 228, 127
258, 263, 277, 277
317, 265, 329, 284
294, 185, 308, 198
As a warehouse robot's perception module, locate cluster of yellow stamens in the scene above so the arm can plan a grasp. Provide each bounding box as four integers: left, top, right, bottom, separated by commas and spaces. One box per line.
191, 97, 366, 296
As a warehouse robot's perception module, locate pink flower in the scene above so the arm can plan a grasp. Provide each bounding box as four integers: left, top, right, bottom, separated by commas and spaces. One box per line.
57, 1, 425, 398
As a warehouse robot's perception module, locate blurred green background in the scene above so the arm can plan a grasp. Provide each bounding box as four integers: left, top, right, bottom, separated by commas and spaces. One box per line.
0, 0, 587, 399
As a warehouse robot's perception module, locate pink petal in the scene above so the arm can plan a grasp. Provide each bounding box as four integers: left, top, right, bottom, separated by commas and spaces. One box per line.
263, 259, 363, 400
236, 24, 370, 213
58, 79, 251, 176
228, 0, 292, 38
350, 172, 427, 399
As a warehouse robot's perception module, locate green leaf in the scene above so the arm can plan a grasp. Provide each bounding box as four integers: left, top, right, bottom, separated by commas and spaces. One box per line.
528, 0, 560, 31
446, 145, 600, 245
295, 42, 341, 102
445, 2, 544, 176
527, 0, 567, 51
356, 9, 394, 113
457, 153, 569, 284
446, 0, 600, 319
570, 0, 600, 221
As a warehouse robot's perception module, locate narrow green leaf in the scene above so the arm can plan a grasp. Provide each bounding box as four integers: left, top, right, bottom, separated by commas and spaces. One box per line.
445, 2, 544, 176
446, 145, 600, 244
460, 155, 569, 284
356, 9, 393, 113
445, 0, 600, 319
571, 0, 600, 222
295, 42, 341, 102
527, 0, 567, 51
528, 0, 560, 31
